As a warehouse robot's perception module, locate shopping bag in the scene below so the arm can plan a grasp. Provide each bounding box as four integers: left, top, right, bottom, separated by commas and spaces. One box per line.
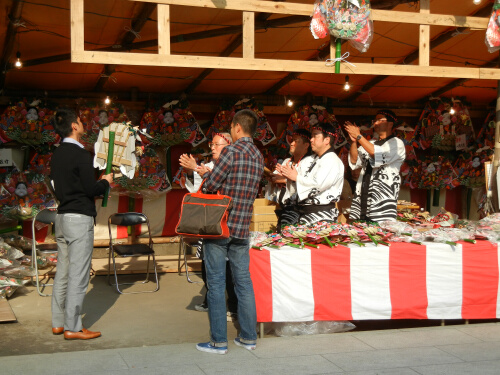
175, 182, 232, 238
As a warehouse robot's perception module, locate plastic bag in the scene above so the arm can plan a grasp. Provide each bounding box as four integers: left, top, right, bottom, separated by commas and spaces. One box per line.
1, 234, 33, 252
0, 239, 25, 260
273, 321, 355, 337
485, 1, 500, 53
310, 0, 373, 53
1, 265, 36, 278
0, 286, 18, 299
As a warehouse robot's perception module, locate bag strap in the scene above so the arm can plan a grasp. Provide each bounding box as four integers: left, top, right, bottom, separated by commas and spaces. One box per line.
197, 179, 222, 196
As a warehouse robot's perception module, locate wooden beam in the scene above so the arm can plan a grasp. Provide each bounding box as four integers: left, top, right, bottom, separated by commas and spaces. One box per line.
22, 15, 307, 69
158, 4, 171, 55
184, 34, 243, 93
184, 10, 274, 93
346, 3, 493, 101
419, 0, 430, 67
135, 0, 489, 28
71, 49, 500, 79
94, 3, 157, 91
0, 0, 24, 89
242, 11, 255, 59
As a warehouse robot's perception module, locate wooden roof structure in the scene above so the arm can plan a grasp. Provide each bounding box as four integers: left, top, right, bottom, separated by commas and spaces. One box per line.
1, 0, 499, 111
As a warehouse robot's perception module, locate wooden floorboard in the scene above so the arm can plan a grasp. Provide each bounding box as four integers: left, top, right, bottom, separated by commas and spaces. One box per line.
0, 298, 17, 322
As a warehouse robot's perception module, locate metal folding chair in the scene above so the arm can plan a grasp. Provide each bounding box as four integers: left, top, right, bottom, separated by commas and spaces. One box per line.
31, 208, 58, 296
177, 236, 202, 283
107, 212, 159, 294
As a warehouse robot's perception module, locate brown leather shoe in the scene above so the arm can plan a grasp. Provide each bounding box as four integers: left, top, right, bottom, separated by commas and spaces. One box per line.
64, 328, 101, 340
52, 327, 64, 335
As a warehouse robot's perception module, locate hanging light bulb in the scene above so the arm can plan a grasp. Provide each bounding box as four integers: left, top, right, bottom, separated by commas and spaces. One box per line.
287, 99, 294, 107
449, 97, 456, 115
14, 51, 22, 68
104, 96, 111, 105
344, 75, 350, 91
473, 0, 481, 5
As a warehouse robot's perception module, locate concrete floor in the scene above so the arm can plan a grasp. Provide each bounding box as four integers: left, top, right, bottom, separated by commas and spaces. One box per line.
1, 271, 240, 356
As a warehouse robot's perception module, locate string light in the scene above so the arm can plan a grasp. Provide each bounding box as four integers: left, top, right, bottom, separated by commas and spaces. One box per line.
14, 51, 22, 68
104, 96, 111, 105
344, 75, 350, 91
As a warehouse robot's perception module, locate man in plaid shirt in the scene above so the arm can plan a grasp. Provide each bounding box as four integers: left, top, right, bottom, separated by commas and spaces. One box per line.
195, 109, 264, 355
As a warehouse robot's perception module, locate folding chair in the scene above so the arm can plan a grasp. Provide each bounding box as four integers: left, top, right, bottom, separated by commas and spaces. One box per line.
107, 212, 159, 294
177, 236, 202, 283
31, 208, 58, 296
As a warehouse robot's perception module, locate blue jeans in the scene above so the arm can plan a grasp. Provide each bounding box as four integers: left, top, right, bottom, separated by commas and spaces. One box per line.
203, 237, 257, 346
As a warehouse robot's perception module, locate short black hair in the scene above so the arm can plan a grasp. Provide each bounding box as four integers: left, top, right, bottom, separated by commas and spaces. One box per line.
294, 128, 311, 142
313, 122, 337, 146
52, 108, 78, 138
232, 109, 258, 136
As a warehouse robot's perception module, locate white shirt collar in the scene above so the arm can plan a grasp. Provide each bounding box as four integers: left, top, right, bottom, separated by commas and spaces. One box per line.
62, 137, 84, 149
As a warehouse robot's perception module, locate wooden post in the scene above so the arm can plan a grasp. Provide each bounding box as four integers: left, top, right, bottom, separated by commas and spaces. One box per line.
419, 0, 430, 67
243, 11, 255, 59
158, 4, 171, 55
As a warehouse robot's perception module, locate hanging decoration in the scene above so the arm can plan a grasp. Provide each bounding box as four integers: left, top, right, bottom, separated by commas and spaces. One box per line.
78, 102, 128, 151
411, 97, 474, 151
206, 98, 276, 145
403, 156, 459, 190
454, 149, 493, 189
393, 122, 417, 177
310, 0, 373, 53
140, 99, 206, 148
0, 99, 58, 147
277, 104, 345, 149
111, 147, 171, 199
0, 169, 57, 222
475, 111, 495, 150
485, 0, 500, 53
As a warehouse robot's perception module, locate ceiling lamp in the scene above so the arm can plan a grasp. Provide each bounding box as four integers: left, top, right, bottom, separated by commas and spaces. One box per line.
104, 96, 111, 105
344, 75, 350, 91
14, 51, 22, 68
473, 0, 481, 4
287, 99, 294, 107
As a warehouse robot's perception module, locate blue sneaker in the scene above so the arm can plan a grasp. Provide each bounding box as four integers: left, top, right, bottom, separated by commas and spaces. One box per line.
196, 342, 228, 355
234, 337, 256, 350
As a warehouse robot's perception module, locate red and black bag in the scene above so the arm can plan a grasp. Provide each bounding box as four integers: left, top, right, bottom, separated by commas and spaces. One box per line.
175, 182, 232, 238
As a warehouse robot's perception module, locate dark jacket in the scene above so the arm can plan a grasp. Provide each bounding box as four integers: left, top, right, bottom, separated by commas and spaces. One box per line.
50, 142, 109, 217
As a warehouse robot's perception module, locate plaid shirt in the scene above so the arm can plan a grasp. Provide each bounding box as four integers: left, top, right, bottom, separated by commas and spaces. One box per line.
203, 137, 264, 239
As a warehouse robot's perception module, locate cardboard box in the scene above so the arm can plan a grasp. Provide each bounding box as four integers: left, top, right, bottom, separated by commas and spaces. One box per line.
250, 221, 277, 232
253, 198, 274, 206
253, 204, 277, 215
252, 213, 277, 223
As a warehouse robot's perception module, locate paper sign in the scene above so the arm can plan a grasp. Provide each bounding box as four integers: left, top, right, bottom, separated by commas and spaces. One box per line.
0, 149, 13, 167
455, 134, 466, 151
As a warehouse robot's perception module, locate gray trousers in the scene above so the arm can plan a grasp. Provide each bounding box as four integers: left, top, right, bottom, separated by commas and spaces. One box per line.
52, 213, 94, 332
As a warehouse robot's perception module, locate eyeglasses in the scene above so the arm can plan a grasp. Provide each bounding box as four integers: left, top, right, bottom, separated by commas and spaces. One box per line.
209, 143, 227, 148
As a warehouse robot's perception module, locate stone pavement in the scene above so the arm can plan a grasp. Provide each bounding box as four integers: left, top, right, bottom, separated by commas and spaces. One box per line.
2, 272, 500, 374
3, 322, 500, 374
